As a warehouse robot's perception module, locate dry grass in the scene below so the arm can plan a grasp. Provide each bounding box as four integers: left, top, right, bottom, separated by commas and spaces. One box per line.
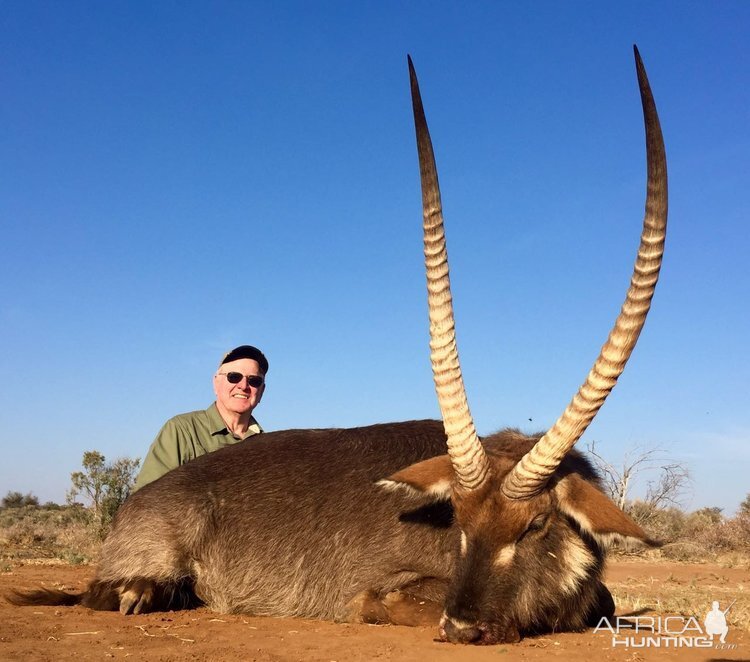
613, 546, 750, 570
0, 505, 99, 567
608, 562, 750, 633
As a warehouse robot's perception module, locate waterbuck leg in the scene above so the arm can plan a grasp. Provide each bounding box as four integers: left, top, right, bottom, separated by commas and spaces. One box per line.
344, 578, 447, 626
344, 589, 392, 624
381, 588, 444, 626
118, 578, 156, 615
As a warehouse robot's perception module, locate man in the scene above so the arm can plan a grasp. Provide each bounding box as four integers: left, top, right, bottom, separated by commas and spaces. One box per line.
133, 345, 268, 491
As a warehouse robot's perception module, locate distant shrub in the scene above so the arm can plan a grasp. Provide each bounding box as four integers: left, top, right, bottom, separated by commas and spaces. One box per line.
692, 512, 750, 553
627, 501, 687, 543
740, 493, 750, 517
684, 507, 724, 536
1, 491, 39, 509
610, 495, 750, 562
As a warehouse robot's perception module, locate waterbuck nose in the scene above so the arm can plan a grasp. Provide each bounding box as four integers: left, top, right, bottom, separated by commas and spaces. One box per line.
442, 617, 482, 644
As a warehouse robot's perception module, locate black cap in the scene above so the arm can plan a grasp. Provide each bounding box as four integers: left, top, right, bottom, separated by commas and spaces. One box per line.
219, 345, 269, 375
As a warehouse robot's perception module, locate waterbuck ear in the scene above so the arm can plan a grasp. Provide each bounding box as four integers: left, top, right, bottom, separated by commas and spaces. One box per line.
554, 475, 660, 548
375, 455, 454, 501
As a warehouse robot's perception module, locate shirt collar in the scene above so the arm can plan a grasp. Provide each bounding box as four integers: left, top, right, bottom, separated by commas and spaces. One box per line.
206, 402, 261, 438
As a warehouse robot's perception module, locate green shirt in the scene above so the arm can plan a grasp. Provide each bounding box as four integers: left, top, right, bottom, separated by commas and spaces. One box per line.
133, 403, 262, 491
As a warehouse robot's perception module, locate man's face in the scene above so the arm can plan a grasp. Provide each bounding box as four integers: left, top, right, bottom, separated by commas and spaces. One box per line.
213, 358, 265, 418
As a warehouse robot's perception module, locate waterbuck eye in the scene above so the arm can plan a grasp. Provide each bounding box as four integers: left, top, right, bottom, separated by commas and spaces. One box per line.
526, 514, 548, 533
517, 514, 549, 543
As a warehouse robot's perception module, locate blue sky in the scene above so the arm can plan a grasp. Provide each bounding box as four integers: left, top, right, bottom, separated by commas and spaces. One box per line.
1, 2, 748, 514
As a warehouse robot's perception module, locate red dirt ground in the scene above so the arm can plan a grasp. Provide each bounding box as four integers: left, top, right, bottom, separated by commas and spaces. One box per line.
1, 560, 747, 662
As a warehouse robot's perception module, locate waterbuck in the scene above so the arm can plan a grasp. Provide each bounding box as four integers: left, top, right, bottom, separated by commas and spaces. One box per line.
8, 46, 667, 645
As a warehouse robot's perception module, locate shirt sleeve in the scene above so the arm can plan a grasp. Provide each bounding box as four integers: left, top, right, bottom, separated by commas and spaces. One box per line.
132, 418, 185, 491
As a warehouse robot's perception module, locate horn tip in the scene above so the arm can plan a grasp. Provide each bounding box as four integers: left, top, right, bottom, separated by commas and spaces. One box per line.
408, 55, 417, 82
633, 45, 646, 78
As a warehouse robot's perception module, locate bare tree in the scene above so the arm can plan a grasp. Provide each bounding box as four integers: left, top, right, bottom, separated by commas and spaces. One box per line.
586, 440, 691, 513
644, 462, 691, 511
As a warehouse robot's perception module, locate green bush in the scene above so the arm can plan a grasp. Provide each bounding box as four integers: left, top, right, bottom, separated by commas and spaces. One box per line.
68, 451, 140, 538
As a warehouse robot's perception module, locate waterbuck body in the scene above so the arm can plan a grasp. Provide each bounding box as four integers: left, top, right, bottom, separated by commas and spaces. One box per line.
10, 420, 631, 642
8, 47, 668, 645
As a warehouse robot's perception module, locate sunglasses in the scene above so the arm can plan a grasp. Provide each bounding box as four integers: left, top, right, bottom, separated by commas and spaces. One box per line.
218, 372, 265, 388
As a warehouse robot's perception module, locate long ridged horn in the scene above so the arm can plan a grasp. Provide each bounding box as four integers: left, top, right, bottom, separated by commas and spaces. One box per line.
502, 46, 668, 500
409, 55, 491, 492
